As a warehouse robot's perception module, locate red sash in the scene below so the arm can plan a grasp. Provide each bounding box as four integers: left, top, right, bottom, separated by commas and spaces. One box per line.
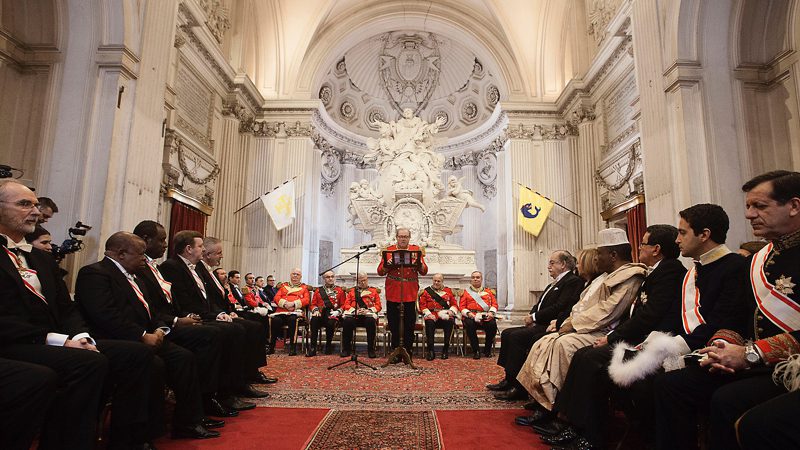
4, 247, 47, 304
681, 266, 704, 333
750, 243, 800, 332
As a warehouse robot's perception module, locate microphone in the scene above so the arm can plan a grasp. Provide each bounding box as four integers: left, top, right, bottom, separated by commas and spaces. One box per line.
359, 243, 377, 249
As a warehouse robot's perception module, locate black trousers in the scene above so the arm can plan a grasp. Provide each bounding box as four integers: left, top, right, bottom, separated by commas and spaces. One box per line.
342, 316, 377, 352
0, 358, 59, 450
203, 320, 249, 392
737, 388, 800, 449
387, 301, 415, 352
168, 324, 222, 395
270, 314, 299, 345
654, 364, 781, 450
233, 317, 268, 377
424, 318, 453, 350
310, 315, 338, 347
238, 310, 271, 341
0, 340, 152, 450
146, 340, 204, 439
462, 316, 498, 353
497, 324, 549, 386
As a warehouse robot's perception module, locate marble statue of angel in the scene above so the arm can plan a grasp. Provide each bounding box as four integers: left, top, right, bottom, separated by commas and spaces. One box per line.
446, 175, 486, 212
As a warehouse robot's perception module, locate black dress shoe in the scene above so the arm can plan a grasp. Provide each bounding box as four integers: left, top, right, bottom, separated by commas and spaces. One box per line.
266, 345, 275, 355
540, 426, 577, 445
324, 343, 333, 354
551, 436, 598, 450
514, 409, 552, 427
493, 386, 528, 401
368, 349, 377, 358
252, 373, 278, 384
288, 344, 297, 356
220, 396, 257, 411
426, 351, 435, 361
202, 417, 225, 429
204, 398, 239, 417
473, 351, 480, 360
486, 379, 510, 391
238, 385, 269, 398
340, 350, 351, 358
441, 349, 449, 359
306, 347, 317, 357
483, 348, 492, 357
524, 401, 544, 410
171, 424, 221, 439
532, 419, 566, 436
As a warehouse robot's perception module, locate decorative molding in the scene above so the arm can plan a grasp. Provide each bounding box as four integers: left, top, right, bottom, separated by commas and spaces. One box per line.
284, 121, 313, 137
588, 0, 620, 44
605, 122, 638, 155
595, 140, 639, 192
505, 122, 576, 140
438, 111, 508, 152
197, 0, 231, 44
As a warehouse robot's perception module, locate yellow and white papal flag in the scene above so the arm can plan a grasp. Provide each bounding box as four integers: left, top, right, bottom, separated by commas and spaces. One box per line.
261, 180, 296, 231
518, 186, 555, 237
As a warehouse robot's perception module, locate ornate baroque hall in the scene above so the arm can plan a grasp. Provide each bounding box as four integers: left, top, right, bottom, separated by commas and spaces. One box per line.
1, 0, 800, 449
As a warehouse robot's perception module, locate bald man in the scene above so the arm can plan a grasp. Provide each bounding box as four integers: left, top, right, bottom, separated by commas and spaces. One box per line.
271, 268, 311, 356
309, 271, 346, 356
76, 232, 220, 440
418, 273, 459, 360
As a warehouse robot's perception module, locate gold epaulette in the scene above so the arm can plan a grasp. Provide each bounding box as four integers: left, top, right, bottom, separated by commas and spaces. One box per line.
487, 288, 496, 295
241, 286, 251, 295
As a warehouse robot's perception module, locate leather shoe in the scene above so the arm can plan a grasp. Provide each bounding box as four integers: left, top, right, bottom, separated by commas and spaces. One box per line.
486, 379, 510, 391
306, 347, 317, 357
493, 386, 528, 401
340, 350, 351, 358
368, 349, 377, 358
288, 344, 297, 356
220, 396, 257, 411
266, 345, 275, 355
532, 419, 566, 436
171, 424, 220, 440
238, 385, 269, 398
441, 349, 449, 359
202, 417, 225, 429
540, 426, 577, 445
482, 348, 492, 357
324, 343, 333, 354
426, 351, 435, 361
252, 373, 278, 384
204, 398, 238, 417
472, 351, 480, 360
524, 401, 544, 410
514, 409, 552, 427
551, 436, 598, 450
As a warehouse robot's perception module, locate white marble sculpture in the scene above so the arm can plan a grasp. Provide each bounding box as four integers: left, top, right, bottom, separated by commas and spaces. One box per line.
351, 109, 484, 248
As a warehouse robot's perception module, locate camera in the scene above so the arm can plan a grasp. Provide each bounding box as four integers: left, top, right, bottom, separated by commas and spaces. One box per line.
51, 221, 92, 262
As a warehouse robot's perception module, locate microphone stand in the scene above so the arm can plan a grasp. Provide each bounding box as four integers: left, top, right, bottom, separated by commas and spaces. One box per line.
326, 246, 377, 371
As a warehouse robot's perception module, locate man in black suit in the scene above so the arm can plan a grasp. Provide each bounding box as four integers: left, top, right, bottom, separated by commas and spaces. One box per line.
75, 232, 220, 440
199, 237, 274, 384
536, 225, 686, 448
158, 230, 269, 401
0, 358, 58, 450
134, 221, 246, 420
488, 250, 583, 401
0, 179, 152, 450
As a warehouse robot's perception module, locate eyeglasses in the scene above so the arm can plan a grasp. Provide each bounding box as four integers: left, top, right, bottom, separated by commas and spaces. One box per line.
0, 200, 41, 211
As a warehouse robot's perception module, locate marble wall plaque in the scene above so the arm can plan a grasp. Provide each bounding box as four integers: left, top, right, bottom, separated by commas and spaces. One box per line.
603, 72, 637, 148
484, 249, 497, 289
318, 240, 333, 284
175, 59, 213, 148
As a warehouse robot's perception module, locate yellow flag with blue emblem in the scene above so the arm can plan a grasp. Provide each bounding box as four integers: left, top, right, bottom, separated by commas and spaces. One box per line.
518, 186, 554, 237
261, 180, 296, 231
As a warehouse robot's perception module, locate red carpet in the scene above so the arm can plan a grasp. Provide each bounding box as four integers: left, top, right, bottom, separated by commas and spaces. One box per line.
436, 409, 549, 449
152, 408, 328, 450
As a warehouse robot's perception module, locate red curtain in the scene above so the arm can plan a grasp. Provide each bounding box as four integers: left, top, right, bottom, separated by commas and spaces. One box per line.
168, 200, 207, 258
626, 203, 647, 263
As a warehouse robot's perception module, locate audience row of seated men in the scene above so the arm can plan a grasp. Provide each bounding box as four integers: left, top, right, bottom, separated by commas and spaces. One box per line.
478, 170, 800, 450
0, 179, 278, 450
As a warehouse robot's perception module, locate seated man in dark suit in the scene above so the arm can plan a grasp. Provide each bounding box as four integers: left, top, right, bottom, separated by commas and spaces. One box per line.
488, 251, 583, 400
75, 232, 220, 440
0, 179, 152, 450
0, 358, 58, 450
158, 231, 269, 400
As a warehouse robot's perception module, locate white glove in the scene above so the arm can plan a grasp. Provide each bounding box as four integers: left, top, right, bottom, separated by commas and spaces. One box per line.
253, 307, 269, 316
662, 335, 691, 372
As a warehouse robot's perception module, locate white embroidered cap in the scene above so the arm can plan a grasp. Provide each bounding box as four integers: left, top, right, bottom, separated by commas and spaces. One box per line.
597, 228, 630, 247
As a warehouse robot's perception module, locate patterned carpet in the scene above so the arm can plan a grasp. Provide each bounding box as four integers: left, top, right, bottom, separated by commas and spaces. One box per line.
255, 352, 524, 410
304, 410, 442, 449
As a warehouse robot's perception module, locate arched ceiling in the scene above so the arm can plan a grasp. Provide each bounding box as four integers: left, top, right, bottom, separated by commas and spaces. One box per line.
223, 0, 593, 137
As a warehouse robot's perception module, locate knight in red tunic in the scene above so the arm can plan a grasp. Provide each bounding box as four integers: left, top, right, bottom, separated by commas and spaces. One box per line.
377, 227, 428, 353
418, 273, 459, 360
270, 268, 310, 356
459, 270, 499, 359
341, 272, 382, 358
309, 271, 346, 356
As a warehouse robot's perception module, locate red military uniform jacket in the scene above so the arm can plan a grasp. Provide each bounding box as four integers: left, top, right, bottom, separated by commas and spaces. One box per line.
418, 286, 459, 318
274, 283, 310, 313
343, 286, 382, 314
459, 286, 498, 315
377, 244, 428, 302
311, 285, 346, 312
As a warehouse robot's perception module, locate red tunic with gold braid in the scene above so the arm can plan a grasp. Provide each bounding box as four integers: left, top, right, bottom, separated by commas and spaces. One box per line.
343, 286, 382, 314
273, 283, 310, 313
311, 286, 346, 312
377, 244, 428, 303
419, 287, 459, 317
458, 287, 499, 315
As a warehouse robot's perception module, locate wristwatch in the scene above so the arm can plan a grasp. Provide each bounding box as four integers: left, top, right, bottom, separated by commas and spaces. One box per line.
744, 343, 762, 366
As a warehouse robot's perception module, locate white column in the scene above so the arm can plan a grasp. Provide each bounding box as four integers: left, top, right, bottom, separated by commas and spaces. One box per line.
575, 121, 602, 244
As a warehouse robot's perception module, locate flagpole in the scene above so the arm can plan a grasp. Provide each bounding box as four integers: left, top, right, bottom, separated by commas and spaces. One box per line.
233, 175, 299, 214
515, 182, 581, 218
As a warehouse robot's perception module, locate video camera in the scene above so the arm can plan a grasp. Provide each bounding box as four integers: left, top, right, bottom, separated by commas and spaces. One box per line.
51, 221, 92, 262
